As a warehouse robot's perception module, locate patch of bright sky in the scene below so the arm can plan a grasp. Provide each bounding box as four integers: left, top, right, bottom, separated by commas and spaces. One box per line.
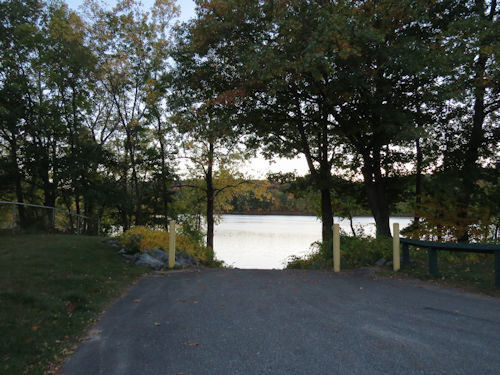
65, 0, 309, 178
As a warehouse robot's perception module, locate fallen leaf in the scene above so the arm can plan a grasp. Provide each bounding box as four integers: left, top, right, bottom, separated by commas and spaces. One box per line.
187, 341, 199, 347
132, 299, 141, 303
193, 300, 199, 304
154, 322, 161, 326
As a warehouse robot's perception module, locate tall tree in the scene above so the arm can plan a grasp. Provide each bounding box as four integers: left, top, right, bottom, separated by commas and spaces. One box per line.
189, 0, 444, 238
171, 25, 251, 249
84, 0, 177, 229
444, 0, 499, 241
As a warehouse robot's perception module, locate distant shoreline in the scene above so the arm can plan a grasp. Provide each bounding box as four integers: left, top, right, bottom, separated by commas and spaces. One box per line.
222, 211, 315, 217
222, 212, 414, 218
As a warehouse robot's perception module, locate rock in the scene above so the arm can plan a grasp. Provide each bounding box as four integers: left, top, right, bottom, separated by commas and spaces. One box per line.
118, 248, 127, 255
375, 258, 386, 266
173, 251, 197, 265
122, 253, 139, 264
175, 257, 197, 268
135, 253, 164, 270
148, 248, 169, 262
129, 249, 199, 269
102, 237, 120, 248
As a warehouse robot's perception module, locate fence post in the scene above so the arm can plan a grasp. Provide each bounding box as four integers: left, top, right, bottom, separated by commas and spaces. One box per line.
51, 207, 56, 229
402, 242, 410, 264
11, 204, 17, 234
393, 223, 400, 271
428, 248, 438, 276
333, 223, 340, 272
169, 220, 176, 269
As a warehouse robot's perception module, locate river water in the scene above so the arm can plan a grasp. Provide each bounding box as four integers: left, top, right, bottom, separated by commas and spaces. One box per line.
213, 214, 412, 269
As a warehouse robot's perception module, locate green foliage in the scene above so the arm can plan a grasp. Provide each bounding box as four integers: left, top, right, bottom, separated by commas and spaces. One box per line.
402, 173, 500, 243
0, 0, 498, 250
287, 235, 392, 270
120, 233, 143, 255
395, 248, 499, 295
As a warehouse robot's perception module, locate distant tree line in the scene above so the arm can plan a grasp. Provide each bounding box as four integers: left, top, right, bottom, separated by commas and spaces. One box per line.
0, 0, 498, 248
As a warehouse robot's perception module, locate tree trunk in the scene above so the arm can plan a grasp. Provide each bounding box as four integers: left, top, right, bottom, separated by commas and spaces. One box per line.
365, 182, 391, 238
8, 136, 26, 228
125, 130, 142, 226
156, 114, 169, 229
296, 100, 333, 243
206, 142, 215, 250
361, 152, 391, 238
320, 187, 333, 243
455, 0, 496, 242
130, 145, 142, 225
84, 199, 95, 234
41, 144, 56, 225
120, 207, 129, 232
349, 215, 356, 237
414, 137, 422, 226
456, 61, 486, 241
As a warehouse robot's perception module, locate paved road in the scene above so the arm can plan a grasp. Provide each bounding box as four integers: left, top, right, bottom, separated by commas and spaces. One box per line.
62, 269, 500, 375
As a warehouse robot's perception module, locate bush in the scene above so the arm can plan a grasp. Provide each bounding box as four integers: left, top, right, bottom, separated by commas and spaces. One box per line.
121, 233, 143, 254
286, 235, 393, 269
119, 226, 214, 262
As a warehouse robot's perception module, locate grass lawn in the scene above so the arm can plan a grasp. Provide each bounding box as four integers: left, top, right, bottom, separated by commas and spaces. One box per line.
391, 249, 500, 297
0, 234, 147, 375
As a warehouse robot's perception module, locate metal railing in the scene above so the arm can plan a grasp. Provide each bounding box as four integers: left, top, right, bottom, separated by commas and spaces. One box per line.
0, 200, 100, 235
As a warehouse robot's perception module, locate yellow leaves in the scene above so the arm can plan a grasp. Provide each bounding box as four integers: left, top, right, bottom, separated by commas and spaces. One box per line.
408, 193, 496, 242
120, 226, 210, 261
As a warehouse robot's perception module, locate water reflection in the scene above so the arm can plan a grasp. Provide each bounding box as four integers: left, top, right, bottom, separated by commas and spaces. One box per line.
214, 215, 411, 269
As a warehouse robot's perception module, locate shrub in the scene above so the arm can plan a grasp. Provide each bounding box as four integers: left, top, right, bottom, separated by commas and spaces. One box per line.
119, 226, 214, 262
121, 233, 143, 254
340, 236, 392, 268
286, 235, 392, 269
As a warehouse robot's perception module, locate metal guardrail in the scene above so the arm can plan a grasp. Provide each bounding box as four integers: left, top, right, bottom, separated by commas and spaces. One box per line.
399, 236, 500, 288
0, 200, 100, 235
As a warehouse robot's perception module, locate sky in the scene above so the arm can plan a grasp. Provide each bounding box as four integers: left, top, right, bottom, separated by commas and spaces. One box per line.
65, 0, 309, 178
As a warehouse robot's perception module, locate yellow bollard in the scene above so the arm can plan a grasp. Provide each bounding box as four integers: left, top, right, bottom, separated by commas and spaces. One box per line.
169, 220, 176, 269
333, 223, 340, 272
393, 223, 400, 271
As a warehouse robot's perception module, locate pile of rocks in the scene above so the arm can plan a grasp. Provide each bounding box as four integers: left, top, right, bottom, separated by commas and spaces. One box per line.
102, 238, 199, 270
375, 258, 392, 267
